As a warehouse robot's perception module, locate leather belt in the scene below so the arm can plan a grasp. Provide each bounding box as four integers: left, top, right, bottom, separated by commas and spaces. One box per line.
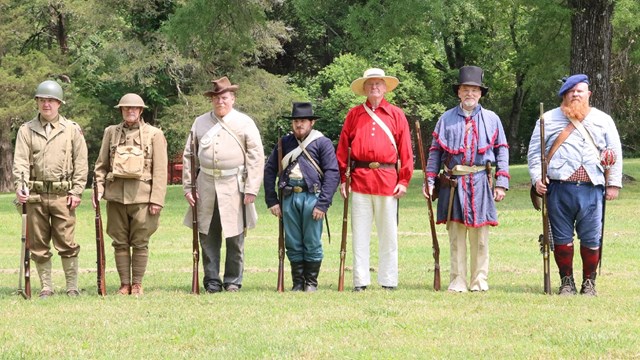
353, 161, 395, 169
200, 166, 240, 179
446, 165, 486, 176
549, 179, 594, 186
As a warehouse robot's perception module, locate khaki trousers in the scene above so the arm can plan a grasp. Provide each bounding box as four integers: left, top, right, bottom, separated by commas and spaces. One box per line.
448, 222, 489, 292
27, 193, 80, 261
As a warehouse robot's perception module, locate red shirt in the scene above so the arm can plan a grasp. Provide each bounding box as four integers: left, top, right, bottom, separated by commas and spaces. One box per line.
336, 99, 413, 196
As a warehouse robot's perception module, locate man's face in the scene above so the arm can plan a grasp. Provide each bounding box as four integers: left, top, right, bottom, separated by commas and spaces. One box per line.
364, 78, 387, 100
36, 97, 61, 121
121, 106, 143, 125
457, 85, 482, 110
562, 82, 591, 106
291, 119, 315, 140
211, 92, 235, 117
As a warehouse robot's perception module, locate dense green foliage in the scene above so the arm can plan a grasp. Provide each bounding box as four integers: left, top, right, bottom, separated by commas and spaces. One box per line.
0, 160, 638, 358
1, 0, 639, 191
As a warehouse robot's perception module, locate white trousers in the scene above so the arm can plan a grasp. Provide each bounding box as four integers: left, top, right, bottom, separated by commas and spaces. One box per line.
351, 192, 398, 287
448, 222, 490, 292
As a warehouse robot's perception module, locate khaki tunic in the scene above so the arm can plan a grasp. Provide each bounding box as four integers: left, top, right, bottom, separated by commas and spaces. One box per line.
183, 109, 264, 237
94, 120, 168, 248
12, 115, 88, 261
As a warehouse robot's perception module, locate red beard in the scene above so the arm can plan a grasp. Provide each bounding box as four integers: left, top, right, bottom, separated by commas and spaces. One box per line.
561, 98, 591, 121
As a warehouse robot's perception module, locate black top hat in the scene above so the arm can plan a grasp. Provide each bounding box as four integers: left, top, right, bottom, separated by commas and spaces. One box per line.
283, 102, 321, 120
452, 66, 489, 96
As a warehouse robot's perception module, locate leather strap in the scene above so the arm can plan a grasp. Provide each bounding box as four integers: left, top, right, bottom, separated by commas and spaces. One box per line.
547, 122, 575, 163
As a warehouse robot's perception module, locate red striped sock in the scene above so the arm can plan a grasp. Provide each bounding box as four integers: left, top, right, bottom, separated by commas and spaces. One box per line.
554, 243, 574, 277
580, 246, 600, 280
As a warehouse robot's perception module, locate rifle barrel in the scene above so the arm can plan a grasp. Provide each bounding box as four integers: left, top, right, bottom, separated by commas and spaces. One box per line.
20, 172, 31, 299
190, 131, 200, 295
93, 174, 107, 296
539, 103, 552, 295
276, 135, 285, 292
338, 148, 351, 292
414, 121, 441, 291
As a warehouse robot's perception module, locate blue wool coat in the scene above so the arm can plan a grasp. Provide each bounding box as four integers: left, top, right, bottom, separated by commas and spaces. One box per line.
426, 105, 510, 227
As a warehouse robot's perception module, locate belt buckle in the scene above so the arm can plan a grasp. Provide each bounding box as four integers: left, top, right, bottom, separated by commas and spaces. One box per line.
293, 186, 304, 193
369, 162, 380, 169
212, 168, 222, 178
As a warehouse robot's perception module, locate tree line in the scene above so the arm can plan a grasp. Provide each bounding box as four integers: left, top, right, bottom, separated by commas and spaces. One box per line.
1, 0, 638, 191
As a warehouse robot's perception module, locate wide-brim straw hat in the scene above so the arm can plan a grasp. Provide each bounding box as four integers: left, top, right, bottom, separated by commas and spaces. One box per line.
350, 68, 399, 96
203, 76, 239, 97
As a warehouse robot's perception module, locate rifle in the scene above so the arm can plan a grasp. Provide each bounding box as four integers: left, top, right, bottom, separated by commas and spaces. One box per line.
190, 131, 200, 295
19, 172, 31, 299
93, 173, 107, 296
276, 134, 285, 292
538, 103, 552, 295
414, 121, 441, 291
599, 149, 616, 272
338, 148, 351, 292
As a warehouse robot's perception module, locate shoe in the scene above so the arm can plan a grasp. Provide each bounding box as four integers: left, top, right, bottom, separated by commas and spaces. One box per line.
225, 284, 240, 292
131, 283, 143, 296
353, 286, 367, 292
39, 290, 54, 299
580, 278, 597, 296
381, 286, 396, 291
205, 284, 222, 293
66, 289, 80, 297
117, 284, 131, 295
558, 275, 577, 296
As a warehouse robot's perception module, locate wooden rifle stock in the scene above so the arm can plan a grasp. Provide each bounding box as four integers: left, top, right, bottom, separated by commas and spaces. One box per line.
539, 103, 552, 295
20, 172, 31, 299
93, 173, 107, 296
338, 148, 351, 292
414, 121, 441, 291
276, 135, 285, 292
190, 131, 200, 295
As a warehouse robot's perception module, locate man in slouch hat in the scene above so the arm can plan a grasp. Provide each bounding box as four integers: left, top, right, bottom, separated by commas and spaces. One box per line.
183, 77, 264, 293
264, 102, 339, 291
527, 74, 623, 296
423, 66, 510, 293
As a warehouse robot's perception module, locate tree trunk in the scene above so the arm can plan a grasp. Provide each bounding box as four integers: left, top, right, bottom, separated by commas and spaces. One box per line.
0, 127, 14, 193
506, 72, 526, 162
568, 0, 614, 113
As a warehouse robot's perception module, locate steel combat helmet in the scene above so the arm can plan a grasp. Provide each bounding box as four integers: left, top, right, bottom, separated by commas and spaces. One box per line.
114, 93, 148, 108
35, 80, 65, 104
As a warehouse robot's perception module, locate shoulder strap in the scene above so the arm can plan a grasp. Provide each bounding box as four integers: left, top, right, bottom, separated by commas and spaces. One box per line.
298, 130, 325, 178
363, 104, 397, 154
569, 118, 600, 161
547, 122, 575, 163
213, 112, 247, 158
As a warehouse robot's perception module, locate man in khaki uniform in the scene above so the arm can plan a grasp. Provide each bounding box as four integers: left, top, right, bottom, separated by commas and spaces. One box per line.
13, 80, 88, 298
183, 77, 264, 293
94, 93, 168, 296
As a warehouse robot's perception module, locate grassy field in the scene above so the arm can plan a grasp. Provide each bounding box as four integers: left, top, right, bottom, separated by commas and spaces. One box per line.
1, 159, 639, 359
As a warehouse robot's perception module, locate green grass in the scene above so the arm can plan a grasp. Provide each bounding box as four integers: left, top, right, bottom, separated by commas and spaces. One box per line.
1, 159, 639, 359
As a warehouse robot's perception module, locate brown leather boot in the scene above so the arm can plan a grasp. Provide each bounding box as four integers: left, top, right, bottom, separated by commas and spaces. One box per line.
117, 284, 131, 295
131, 283, 143, 296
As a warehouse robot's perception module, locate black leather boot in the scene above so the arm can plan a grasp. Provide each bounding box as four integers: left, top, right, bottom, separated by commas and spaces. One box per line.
290, 262, 305, 291
304, 261, 322, 292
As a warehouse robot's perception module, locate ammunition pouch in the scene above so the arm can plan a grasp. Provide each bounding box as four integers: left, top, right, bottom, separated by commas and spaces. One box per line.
530, 185, 542, 211
112, 145, 144, 179
28, 181, 72, 195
